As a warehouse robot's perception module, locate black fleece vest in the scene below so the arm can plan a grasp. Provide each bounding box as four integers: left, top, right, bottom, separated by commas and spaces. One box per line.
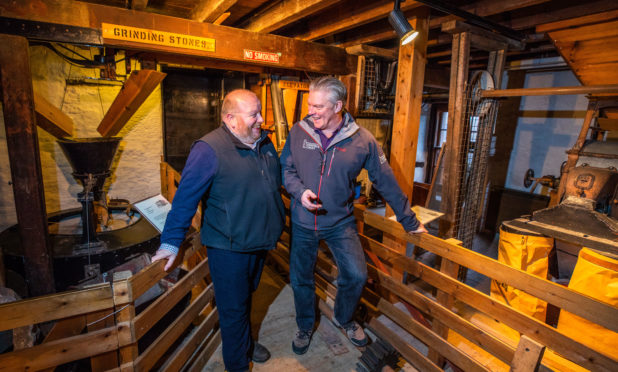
199, 126, 284, 251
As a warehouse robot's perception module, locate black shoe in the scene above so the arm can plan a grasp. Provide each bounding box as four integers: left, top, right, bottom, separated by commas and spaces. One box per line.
251, 342, 271, 363
292, 329, 313, 355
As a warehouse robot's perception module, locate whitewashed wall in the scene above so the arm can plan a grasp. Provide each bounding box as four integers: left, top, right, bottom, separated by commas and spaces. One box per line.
0, 46, 163, 232
503, 67, 587, 194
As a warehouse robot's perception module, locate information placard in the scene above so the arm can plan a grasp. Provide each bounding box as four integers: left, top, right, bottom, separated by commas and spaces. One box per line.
133, 194, 172, 233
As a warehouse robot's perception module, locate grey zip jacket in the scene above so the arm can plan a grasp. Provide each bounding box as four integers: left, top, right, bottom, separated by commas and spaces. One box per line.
281, 111, 420, 231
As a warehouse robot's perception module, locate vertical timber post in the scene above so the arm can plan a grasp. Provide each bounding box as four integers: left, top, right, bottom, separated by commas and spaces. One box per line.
383, 11, 429, 268
0, 34, 55, 296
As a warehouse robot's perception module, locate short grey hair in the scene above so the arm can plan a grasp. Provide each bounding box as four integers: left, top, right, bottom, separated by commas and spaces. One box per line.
309, 76, 347, 106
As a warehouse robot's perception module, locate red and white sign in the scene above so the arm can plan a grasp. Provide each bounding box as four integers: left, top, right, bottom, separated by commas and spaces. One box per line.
243, 49, 280, 63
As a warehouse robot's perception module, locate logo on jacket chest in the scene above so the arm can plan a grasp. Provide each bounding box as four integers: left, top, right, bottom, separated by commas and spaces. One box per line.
302, 139, 320, 151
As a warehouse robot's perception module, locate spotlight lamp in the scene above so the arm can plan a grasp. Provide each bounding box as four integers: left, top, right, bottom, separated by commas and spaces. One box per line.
388, 0, 418, 45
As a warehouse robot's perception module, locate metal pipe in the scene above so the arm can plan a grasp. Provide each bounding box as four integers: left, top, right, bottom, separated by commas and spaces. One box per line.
481, 84, 618, 98
411, 0, 525, 41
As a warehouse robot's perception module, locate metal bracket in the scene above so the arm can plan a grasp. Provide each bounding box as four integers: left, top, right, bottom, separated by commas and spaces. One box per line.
0, 16, 102, 45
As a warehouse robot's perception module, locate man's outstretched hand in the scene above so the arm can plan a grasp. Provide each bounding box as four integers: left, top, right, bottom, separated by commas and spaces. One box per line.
301, 189, 322, 211
151, 248, 177, 271
408, 223, 428, 234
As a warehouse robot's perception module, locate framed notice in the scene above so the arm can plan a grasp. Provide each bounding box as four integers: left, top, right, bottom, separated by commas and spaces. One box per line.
133, 194, 172, 233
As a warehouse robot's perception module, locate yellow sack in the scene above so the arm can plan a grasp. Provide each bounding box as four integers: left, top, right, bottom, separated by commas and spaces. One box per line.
490, 226, 553, 321
557, 248, 618, 358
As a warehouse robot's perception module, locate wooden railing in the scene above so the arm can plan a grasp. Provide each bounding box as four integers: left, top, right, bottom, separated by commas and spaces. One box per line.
269, 201, 618, 372
0, 162, 218, 371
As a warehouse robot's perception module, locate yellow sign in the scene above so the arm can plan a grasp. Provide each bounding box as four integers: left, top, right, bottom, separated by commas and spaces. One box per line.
102, 23, 215, 53
279, 80, 309, 90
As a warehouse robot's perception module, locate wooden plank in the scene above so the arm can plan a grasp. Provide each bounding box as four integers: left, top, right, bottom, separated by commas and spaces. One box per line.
558, 37, 618, 65
368, 318, 442, 372
481, 84, 618, 98
113, 273, 137, 368
0, 284, 113, 332
244, 0, 339, 34
548, 20, 618, 43
87, 309, 120, 371
0, 0, 357, 75
358, 215, 618, 372
428, 257, 460, 366
133, 259, 210, 340
439, 31, 469, 239
97, 69, 166, 137
382, 12, 429, 255
441, 20, 523, 50
511, 335, 546, 372
0, 326, 119, 371
160, 309, 219, 372
345, 44, 397, 60
185, 329, 221, 372
574, 62, 618, 86
33, 92, 74, 138
379, 299, 490, 372
131, 0, 148, 11
296, 0, 422, 41
365, 261, 516, 365
362, 210, 618, 334
135, 285, 215, 372
537, 9, 618, 33
190, 0, 237, 23
212, 12, 230, 25
0, 34, 55, 296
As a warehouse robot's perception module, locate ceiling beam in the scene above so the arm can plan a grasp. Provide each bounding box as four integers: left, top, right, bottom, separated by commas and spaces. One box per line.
345, 44, 397, 60
213, 12, 230, 25
0, 0, 356, 75
297, 0, 422, 41
245, 0, 339, 34
190, 0, 237, 23
131, 0, 149, 11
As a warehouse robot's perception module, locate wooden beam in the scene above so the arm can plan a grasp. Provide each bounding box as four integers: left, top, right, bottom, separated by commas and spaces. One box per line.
244, 0, 339, 34
33, 92, 74, 138
511, 335, 546, 372
442, 20, 524, 50
213, 11, 230, 25
190, 0, 237, 23
296, 0, 422, 41
537, 9, 618, 33
0, 0, 356, 75
439, 31, 470, 239
389, 13, 429, 200
345, 44, 397, 60
97, 69, 166, 137
424, 66, 450, 90
481, 84, 618, 97
0, 34, 55, 297
131, 0, 149, 11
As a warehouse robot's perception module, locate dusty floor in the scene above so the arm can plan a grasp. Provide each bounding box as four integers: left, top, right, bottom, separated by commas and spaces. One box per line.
201, 264, 423, 372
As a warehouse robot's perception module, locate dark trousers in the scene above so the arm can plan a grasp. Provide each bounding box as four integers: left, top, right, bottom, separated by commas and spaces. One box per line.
290, 222, 368, 331
207, 247, 266, 372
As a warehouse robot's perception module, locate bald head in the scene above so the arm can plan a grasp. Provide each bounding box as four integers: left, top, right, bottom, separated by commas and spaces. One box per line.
221, 89, 264, 144
221, 89, 259, 120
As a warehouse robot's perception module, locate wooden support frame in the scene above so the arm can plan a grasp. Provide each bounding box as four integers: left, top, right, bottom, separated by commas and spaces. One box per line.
0, 0, 356, 75
0, 34, 55, 296
481, 84, 618, 97
244, 0, 339, 34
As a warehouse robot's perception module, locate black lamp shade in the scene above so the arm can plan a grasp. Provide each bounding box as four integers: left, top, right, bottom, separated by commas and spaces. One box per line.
388, 9, 419, 45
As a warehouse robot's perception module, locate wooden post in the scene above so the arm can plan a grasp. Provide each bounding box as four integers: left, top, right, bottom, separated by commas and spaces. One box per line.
383, 11, 429, 263
0, 34, 55, 296
439, 31, 470, 239
427, 238, 462, 367
113, 271, 137, 370
510, 335, 546, 372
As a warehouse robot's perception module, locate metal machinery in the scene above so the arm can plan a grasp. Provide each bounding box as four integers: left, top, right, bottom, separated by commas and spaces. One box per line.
507, 99, 618, 266
1, 137, 160, 292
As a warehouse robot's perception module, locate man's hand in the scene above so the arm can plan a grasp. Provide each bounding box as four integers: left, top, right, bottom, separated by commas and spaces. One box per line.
151, 248, 177, 271
301, 189, 322, 211
408, 223, 428, 234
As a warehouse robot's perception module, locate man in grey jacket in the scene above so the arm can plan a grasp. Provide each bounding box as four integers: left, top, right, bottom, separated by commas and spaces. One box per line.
281, 76, 426, 354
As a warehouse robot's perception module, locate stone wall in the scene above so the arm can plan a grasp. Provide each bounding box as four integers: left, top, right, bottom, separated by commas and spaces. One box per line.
0, 45, 163, 232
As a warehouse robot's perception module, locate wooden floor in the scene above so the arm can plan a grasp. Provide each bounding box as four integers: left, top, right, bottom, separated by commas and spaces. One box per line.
202, 264, 365, 371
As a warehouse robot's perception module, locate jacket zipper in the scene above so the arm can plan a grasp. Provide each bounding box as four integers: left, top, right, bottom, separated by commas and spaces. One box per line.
315, 150, 326, 231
